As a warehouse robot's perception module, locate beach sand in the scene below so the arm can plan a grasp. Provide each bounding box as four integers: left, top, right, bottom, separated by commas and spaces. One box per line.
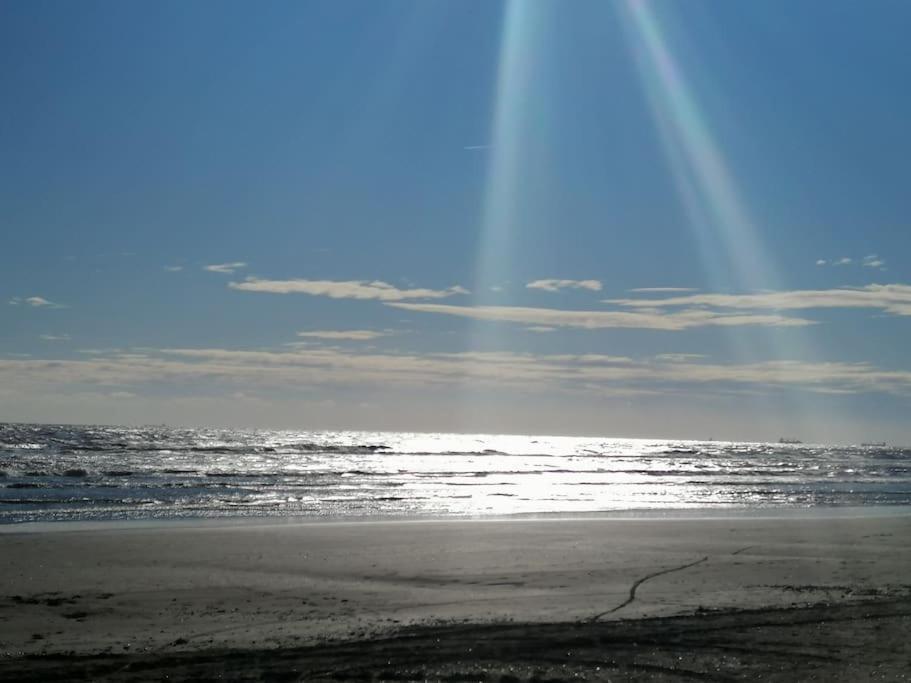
1, 512, 910, 680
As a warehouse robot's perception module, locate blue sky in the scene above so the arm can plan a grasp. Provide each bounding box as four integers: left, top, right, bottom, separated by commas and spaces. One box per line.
2, 0, 911, 443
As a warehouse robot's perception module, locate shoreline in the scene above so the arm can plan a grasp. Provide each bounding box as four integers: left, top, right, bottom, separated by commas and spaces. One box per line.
4, 504, 911, 534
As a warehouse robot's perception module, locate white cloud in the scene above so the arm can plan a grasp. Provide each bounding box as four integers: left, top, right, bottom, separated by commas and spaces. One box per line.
39, 334, 71, 341
296, 330, 393, 341
230, 278, 470, 301
526, 326, 557, 333
527, 279, 603, 293
607, 283, 911, 317
204, 262, 247, 274
26, 297, 56, 307
463, 145, 489, 151
387, 302, 814, 331
862, 254, 886, 269
163, 265, 184, 272
10, 296, 64, 308
3, 346, 910, 400
817, 255, 886, 270
655, 353, 706, 362
629, 287, 697, 293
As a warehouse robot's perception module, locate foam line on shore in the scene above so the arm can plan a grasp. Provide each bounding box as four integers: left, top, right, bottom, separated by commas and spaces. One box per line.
3, 505, 911, 535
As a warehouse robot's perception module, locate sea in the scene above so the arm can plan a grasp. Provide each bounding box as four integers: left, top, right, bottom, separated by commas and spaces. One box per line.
1, 423, 909, 524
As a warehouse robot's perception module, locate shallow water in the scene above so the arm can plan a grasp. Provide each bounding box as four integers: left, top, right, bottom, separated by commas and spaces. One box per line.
1, 423, 909, 523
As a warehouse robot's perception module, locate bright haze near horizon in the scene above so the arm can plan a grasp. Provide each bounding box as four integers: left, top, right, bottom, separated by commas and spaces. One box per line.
2, 0, 910, 445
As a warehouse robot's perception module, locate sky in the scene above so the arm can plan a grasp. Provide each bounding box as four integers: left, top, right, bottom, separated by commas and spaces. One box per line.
2, 0, 911, 443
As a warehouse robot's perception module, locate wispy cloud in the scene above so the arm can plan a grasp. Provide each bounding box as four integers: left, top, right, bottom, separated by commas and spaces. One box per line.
607, 283, 911, 317
387, 302, 814, 330
9, 296, 65, 308
862, 254, 886, 269
655, 353, 706, 362
817, 255, 885, 270
463, 145, 490, 151
163, 265, 184, 272
527, 279, 603, 293
296, 330, 393, 341
3, 346, 911, 399
204, 262, 247, 274
230, 278, 469, 301
629, 287, 697, 293
39, 334, 71, 341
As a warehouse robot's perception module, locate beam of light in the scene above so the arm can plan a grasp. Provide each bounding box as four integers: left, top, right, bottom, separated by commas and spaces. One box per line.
616, 0, 776, 293
473, 0, 544, 309
616, 0, 818, 432
458, 1, 546, 429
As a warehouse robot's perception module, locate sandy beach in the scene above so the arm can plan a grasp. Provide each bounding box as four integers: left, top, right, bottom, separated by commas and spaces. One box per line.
2, 511, 910, 680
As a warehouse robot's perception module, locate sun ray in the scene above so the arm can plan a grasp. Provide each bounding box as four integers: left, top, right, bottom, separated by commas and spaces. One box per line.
616, 0, 776, 293
457, 1, 548, 428
615, 0, 818, 429
472, 1, 545, 309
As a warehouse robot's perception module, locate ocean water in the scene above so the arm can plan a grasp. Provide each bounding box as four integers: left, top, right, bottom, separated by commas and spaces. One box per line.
1, 423, 909, 524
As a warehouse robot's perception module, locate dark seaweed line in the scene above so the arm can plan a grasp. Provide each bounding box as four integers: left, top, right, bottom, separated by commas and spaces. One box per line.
589, 556, 709, 622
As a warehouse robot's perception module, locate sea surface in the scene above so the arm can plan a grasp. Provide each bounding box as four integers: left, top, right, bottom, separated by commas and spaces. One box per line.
1, 423, 909, 524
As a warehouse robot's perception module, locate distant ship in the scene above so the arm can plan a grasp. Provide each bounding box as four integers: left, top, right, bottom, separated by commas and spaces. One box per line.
778, 437, 803, 444
861, 442, 887, 447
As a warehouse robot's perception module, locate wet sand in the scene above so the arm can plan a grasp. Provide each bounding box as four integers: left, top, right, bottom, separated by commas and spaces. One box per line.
1, 512, 910, 680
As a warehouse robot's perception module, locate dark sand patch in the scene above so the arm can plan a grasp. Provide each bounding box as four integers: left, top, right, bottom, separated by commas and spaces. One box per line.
1, 597, 908, 681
